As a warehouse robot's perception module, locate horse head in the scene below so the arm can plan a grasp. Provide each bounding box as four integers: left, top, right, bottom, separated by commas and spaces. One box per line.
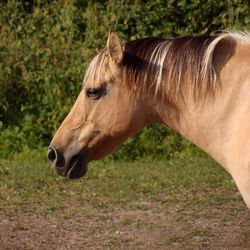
48, 31, 155, 178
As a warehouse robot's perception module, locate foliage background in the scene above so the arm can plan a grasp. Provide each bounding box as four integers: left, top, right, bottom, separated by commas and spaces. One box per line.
0, 0, 249, 159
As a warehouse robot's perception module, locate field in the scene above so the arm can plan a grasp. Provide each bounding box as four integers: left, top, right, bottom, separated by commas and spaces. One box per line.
1, 1, 250, 249
0, 150, 249, 249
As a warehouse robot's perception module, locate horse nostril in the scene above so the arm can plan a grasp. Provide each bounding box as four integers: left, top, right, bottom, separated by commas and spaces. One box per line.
47, 146, 65, 168
47, 147, 56, 163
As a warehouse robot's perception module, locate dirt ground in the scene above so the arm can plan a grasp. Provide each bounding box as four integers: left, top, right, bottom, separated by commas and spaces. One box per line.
0, 200, 249, 250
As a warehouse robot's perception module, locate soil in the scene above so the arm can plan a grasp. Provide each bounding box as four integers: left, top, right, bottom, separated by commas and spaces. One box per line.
0, 200, 249, 250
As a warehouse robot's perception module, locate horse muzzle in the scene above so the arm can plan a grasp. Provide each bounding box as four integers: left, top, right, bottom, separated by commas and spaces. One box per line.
47, 146, 88, 179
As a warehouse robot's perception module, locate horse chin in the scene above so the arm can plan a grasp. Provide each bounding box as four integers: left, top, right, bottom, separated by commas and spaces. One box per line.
67, 160, 88, 179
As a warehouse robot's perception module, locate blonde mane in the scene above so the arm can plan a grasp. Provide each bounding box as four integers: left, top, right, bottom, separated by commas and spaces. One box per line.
83, 32, 250, 101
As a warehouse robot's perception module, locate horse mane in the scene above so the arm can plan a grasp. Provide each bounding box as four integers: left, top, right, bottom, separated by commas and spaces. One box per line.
84, 32, 249, 102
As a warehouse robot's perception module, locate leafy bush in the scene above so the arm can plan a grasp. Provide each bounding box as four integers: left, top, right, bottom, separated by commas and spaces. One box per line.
0, 0, 249, 159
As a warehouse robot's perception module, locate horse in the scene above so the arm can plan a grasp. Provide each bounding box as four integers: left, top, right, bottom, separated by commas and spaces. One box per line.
48, 30, 250, 209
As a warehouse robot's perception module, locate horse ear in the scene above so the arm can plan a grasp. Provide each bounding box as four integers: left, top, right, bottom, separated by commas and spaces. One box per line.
107, 30, 123, 64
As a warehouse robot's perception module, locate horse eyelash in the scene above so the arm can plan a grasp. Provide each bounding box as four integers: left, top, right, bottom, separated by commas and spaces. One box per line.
86, 86, 106, 99
86, 88, 100, 97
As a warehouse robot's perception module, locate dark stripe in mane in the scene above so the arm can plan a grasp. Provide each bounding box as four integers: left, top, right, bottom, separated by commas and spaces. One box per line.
122, 35, 218, 101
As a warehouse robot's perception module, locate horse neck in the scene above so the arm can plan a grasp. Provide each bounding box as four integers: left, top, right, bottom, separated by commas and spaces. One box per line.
152, 41, 250, 172
147, 40, 250, 209
153, 95, 229, 167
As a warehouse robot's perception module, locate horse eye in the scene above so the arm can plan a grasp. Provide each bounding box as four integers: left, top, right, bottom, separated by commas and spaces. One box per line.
86, 88, 102, 99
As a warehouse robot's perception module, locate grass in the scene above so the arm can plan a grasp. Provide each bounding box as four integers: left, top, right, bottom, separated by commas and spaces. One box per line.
0, 148, 249, 249
0, 149, 239, 211
0, 148, 245, 216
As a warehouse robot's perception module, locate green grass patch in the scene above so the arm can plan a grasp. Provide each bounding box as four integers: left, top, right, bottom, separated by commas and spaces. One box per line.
0, 149, 245, 220
0, 149, 243, 215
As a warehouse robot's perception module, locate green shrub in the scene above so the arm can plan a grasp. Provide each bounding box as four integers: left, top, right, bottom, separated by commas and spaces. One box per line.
0, 0, 249, 159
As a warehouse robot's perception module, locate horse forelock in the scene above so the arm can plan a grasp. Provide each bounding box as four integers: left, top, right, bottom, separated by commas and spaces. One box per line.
83, 48, 113, 89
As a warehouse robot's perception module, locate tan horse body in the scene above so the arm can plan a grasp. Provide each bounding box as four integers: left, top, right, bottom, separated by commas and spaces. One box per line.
48, 31, 250, 208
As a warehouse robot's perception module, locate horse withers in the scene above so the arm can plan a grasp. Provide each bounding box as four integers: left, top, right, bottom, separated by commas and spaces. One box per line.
48, 31, 250, 208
